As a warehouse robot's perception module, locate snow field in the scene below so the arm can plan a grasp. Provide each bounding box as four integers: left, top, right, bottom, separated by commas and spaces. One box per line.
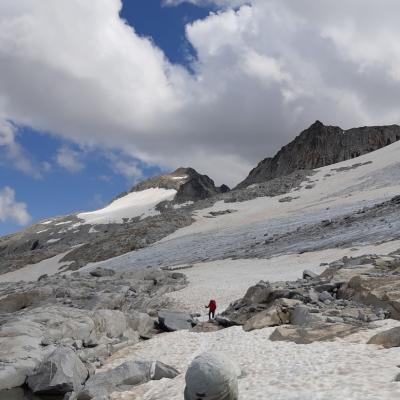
107, 321, 400, 400
164, 140, 400, 242
164, 240, 400, 316
77, 188, 177, 225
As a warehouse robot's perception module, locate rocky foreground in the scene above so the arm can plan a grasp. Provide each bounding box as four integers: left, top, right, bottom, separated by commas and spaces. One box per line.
1, 248, 400, 399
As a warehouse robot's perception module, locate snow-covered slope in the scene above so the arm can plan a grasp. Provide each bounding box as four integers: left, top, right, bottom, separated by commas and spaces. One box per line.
166, 138, 400, 240
77, 188, 177, 225
87, 139, 400, 272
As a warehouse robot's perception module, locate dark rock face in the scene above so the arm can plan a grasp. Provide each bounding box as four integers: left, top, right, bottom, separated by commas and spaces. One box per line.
131, 167, 230, 203
157, 310, 196, 332
237, 121, 400, 188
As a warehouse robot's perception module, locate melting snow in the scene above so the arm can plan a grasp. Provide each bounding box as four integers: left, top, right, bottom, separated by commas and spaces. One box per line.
77, 188, 177, 225
47, 238, 61, 244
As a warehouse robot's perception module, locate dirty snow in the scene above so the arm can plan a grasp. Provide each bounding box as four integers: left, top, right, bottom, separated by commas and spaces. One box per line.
0, 251, 72, 283
77, 188, 177, 225
107, 321, 400, 400
164, 240, 400, 315
93, 240, 400, 400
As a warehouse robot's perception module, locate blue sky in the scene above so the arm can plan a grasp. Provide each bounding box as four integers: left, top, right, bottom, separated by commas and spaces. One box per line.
0, 0, 213, 236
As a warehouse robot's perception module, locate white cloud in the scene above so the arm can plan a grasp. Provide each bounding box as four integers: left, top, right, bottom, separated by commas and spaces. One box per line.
0, 119, 49, 178
56, 146, 84, 173
0, 186, 31, 225
1, 0, 400, 186
164, 0, 248, 7
108, 155, 144, 182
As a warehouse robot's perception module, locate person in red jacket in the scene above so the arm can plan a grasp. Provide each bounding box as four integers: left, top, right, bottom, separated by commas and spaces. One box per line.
205, 299, 217, 320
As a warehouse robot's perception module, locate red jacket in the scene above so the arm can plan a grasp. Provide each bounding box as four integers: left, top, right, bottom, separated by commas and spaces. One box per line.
207, 300, 217, 312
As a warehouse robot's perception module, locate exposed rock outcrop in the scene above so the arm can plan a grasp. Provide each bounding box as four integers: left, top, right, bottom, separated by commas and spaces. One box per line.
131, 167, 230, 203
237, 121, 400, 188
0, 267, 187, 391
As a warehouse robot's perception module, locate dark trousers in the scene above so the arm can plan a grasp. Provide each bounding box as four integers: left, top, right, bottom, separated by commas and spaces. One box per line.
209, 310, 215, 319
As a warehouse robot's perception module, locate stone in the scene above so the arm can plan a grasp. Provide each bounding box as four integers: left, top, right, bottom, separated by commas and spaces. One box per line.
303, 270, 318, 280
0, 288, 52, 313
129, 311, 155, 339
191, 321, 223, 333
290, 306, 314, 325
242, 282, 272, 305
269, 323, 360, 344
243, 298, 301, 331
243, 308, 283, 331
89, 267, 115, 277
93, 309, 127, 338
367, 327, 400, 348
27, 347, 88, 395
77, 360, 179, 400
319, 291, 334, 302
158, 310, 196, 332
184, 353, 240, 400
339, 274, 400, 319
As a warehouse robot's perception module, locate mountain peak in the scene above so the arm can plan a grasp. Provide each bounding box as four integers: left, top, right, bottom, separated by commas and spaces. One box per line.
236, 123, 400, 188
129, 167, 230, 203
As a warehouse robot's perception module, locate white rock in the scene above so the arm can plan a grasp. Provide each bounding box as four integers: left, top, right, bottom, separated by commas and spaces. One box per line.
184, 352, 240, 400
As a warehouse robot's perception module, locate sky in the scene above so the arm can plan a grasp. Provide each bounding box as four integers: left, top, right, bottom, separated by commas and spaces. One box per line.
1, 0, 400, 235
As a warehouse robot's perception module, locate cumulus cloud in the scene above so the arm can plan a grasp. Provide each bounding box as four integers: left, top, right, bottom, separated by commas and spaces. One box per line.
1, 0, 400, 186
0, 186, 31, 225
56, 146, 84, 173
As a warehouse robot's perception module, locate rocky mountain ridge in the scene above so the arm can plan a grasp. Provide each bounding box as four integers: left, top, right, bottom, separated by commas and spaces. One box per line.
121, 167, 230, 204
1, 122, 400, 277
237, 121, 400, 188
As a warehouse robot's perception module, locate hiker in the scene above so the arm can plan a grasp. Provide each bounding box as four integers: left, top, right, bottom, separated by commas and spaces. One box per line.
205, 299, 217, 320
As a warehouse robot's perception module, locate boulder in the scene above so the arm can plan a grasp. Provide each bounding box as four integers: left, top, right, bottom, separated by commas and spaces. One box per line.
303, 270, 318, 280
158, 310, 196, 332
242, 282, 272, 305
93, 309, 127, 338
184, 352, 239, 400
27, 347, 88, 395
89, 267, 115, 277
269, 323, 360, 344
0, 288, 52, 313
129, 311, 156, 339
77, 360, 179, 400
243, 299, 301, 332
338, 274, 400, 319
191, 321, 223, 333
367, 327, 400, 348
319, 291, 334, 302
290, 306, 314, 325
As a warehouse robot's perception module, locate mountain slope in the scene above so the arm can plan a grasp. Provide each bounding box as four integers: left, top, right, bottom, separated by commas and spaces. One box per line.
237, 121, 400, 188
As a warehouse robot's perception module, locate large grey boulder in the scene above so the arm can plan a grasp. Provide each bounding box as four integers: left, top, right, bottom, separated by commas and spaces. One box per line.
93, 310, 127, 338
129, 311, 156, 339
243, 298, 301, 332
158, 310, 196, 332
184, 353, 239, 400
367, 327, 400, 348
77, 360, 179, 400
27, 347, 88, 395
242, 281, 272, 305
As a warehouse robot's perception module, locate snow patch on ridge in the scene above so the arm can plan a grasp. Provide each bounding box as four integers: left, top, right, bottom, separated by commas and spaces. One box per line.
77, 188, 177, 225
